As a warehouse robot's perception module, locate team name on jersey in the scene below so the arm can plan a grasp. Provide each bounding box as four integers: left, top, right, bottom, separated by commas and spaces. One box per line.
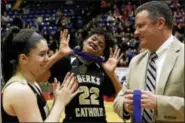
75, 107, 104, 117
76, 75, 100, 85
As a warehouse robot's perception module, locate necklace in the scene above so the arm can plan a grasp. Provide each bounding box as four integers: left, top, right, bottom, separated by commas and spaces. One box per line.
73, 48, 104, 74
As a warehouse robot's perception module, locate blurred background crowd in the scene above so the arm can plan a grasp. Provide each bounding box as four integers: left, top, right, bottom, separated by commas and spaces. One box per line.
1, 0, 185, 67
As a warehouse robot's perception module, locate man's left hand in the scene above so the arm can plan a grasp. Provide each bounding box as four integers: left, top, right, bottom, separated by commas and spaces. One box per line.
141, 91, 157, 110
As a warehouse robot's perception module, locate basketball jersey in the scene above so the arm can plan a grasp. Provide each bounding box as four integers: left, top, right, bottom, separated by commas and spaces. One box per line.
1, 72, 49, 122
49, 56, 115, 122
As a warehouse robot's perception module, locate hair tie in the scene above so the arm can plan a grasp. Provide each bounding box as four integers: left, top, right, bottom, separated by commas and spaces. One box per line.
10, 59, 16, 64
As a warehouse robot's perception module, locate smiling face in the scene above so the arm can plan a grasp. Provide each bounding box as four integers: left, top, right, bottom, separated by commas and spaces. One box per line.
134, 10, 160, 51
23, 39, 49, 77
82, 34, 105, 56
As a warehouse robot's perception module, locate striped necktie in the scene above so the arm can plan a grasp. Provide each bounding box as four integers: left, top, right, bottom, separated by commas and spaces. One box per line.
143, 53, 158, 123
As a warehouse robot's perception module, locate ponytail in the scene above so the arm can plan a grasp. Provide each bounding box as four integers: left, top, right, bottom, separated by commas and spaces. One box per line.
2, 26, 20, 82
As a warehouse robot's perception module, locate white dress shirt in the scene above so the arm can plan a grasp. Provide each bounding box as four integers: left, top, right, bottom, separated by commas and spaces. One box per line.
154, 35, 174, 85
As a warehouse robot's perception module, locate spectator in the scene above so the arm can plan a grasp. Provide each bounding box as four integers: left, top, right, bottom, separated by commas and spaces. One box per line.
2, 11, 12, 28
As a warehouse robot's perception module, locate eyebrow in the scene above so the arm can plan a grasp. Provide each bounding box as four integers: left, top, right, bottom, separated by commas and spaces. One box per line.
40, 50, 48, 54
94, 35, 104, 44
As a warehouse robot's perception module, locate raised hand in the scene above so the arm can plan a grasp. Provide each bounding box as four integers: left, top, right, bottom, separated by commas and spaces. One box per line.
58, 29, 73, 56
44, 29, 72, 70
101, 47, 123, 75
54, 72, 79, 106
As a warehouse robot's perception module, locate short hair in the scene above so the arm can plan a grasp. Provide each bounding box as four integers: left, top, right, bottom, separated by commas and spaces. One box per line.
2, 27, 45, 82
79, 28, 112, 61
136, 1, 173, 29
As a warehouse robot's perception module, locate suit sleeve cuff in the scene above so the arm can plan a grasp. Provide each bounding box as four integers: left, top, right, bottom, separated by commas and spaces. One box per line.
123, 105, 131, 119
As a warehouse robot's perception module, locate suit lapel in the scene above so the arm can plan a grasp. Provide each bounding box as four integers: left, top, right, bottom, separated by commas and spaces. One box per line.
156, 40, 181, 95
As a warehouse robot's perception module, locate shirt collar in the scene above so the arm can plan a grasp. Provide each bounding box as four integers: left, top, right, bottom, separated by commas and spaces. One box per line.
155, 35, 174, 58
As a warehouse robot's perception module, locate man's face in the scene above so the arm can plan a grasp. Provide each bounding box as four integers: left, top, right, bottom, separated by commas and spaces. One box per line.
82, 34, 105, 56
134, 10, 159, 50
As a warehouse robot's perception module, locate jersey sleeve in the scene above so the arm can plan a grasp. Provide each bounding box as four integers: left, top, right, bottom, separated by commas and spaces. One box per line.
48, 56, 71, 83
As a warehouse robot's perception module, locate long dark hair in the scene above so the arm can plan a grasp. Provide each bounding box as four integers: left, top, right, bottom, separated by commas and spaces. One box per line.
2, 27, 45, 82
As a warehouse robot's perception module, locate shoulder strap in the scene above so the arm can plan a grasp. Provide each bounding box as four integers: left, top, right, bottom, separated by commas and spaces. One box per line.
27, 83, 46, 104
2, 81, 27, 93
2, 71, 28, 93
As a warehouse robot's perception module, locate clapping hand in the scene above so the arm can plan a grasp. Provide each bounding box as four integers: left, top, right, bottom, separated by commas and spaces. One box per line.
53, 72, 79, 106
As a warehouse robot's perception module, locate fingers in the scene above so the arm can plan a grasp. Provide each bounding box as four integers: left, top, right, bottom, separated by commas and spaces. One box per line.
141, 93, 148, 99
109, 48, 113, 57
67, 34, 70, 43
55, 78, 60, 91
52, 77, 58, 91
70, 80, 78, 93
113, 47, 118, 58
125, 104, 133, 114
141, 90, 154, 95
67, 76, 76, 90
127, 105, 133, 113
64, 29, 68, 37
124, 98, 133, 105
63, 72, 70, 82
110, 47, 122, 59
118, 53, 124, 62
71, 88, 80, 98
115, 48, 120, 58
124, 90, 134, 112
141, 98, 148, 104
125, 89, 134, 94
60, 29, 69, 42
60, 30, 65, 40
141, 98, 149, 108
61, 29, 68, 38
125, 94, 133, 100
63, 73, 75, 87
141, 104, 148, 108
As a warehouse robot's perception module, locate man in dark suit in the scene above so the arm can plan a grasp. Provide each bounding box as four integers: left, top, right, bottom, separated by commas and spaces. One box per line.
113, 1, 184, 122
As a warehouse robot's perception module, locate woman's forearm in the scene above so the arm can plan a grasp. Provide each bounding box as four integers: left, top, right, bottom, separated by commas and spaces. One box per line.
44, 100, 65, 122
45, 51, 64, 70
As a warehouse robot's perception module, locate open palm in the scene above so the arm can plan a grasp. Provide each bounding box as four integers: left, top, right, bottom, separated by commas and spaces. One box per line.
102, 47, 123, 75
58, 29, 73, 56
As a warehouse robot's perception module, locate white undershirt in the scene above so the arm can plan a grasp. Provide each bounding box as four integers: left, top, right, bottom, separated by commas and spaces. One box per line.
154, 35, 174, 85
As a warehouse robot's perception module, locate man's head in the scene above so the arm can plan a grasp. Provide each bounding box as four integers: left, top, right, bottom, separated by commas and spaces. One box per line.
134, 1, 173, 52
80, 28, 111, 61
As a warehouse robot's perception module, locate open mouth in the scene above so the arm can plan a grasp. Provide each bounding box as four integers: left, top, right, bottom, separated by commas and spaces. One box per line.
139, 36, 144, 41
89, 43, 96, 51
40, 63, 46, 69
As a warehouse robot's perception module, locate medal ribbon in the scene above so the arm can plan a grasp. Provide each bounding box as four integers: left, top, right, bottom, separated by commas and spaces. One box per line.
73, 48, 105, 63
133, 90, 142, 123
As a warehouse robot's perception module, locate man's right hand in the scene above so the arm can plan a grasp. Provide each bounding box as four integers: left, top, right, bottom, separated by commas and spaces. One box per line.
124, 90, 134, 114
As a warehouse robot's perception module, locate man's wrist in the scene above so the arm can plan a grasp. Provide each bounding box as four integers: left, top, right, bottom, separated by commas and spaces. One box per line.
123, 105, 130, 119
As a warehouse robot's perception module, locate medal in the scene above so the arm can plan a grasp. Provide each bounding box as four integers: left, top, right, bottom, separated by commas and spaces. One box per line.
73, 48, 105, 63
79, 64, 87, 74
